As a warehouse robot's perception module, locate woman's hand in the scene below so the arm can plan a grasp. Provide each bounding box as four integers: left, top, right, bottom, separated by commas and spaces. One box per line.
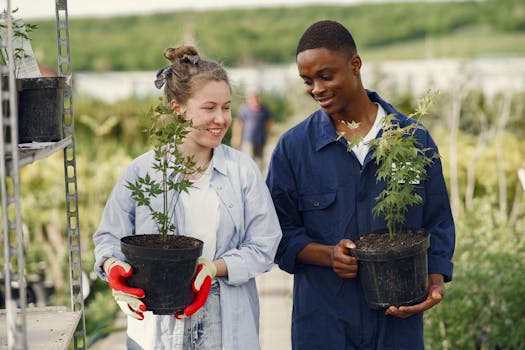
104, 257, 147, 320
175, 257, 217, 319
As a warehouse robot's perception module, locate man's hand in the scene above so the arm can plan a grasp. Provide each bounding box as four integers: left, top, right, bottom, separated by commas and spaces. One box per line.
175, 257, 217, 319
104, 257, 147, 320
332, 239, 358, 278
385, 273, 445, 318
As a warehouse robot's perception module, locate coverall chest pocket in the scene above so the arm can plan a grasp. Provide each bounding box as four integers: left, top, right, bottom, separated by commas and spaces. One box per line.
298, 191, 337, 242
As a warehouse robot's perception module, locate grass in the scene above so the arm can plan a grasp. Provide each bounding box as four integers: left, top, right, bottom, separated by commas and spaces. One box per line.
362, 29, 525, 62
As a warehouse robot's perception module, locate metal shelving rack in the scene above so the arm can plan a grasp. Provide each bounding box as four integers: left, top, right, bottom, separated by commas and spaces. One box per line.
0, 0, 86, 349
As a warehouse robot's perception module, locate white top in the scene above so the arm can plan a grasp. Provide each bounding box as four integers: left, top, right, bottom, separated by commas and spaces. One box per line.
351, 103, 386, 165
180, 163, 219, 260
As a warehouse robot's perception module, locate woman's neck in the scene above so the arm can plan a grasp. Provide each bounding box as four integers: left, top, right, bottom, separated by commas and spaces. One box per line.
178, 142, 213, 168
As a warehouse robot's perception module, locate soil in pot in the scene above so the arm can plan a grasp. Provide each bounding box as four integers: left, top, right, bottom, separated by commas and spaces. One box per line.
352, 229, 430, 310
121, 234, 203, 315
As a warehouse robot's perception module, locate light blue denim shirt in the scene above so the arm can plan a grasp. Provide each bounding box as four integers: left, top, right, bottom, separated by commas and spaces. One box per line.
93, 144, 282, 350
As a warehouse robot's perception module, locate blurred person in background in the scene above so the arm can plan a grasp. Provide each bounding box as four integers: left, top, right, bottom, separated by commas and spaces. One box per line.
231, 88, 272, 172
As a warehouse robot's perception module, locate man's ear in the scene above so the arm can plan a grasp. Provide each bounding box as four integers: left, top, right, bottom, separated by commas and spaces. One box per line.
348, 54, 362, 74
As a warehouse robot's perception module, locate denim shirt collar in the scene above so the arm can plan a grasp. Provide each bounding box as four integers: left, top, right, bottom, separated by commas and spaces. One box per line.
211, 144, 228, 176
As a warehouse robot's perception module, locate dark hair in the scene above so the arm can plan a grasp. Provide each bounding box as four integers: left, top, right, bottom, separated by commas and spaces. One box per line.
296, 20, 357, 58
161, 45, 230, 104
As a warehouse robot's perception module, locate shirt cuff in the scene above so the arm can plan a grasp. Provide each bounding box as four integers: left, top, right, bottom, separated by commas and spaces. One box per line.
428, 254, 454, 282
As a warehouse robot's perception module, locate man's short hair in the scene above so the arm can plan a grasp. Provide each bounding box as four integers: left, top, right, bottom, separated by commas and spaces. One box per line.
296, 20, 357, 58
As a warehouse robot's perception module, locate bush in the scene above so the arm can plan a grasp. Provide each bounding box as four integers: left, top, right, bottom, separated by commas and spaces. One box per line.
424, 196, 525, 349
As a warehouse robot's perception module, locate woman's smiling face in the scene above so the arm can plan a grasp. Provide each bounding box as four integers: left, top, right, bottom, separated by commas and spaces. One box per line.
180, 79, 232, 150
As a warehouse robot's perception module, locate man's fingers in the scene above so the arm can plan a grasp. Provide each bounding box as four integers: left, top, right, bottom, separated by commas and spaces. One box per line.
343, 240, 356, 250
336, 239, 356, 252
333, 248, 357, 264
432, 289, 443, 300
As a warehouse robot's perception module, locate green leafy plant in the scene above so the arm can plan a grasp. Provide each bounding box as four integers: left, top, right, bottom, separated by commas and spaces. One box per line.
125, 98, 202, 240
0, 10, 38, 77
341, 93, 437, 239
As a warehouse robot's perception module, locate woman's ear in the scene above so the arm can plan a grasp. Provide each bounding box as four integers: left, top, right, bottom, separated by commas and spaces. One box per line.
170, 99, 185, 114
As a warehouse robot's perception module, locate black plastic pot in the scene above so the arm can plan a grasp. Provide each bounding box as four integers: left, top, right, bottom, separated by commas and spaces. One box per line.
17, 76, 65, 143
120, 234, 203, 315
352, 229, 430, 310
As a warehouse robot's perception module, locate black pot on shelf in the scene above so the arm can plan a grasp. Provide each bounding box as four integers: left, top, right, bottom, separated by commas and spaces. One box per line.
16, 76, 66, 143
351, 229, 430, 310
120, 234, 203, 315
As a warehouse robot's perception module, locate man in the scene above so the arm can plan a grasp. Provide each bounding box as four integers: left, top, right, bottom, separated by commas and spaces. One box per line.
232, 89, 272, 171
266, 20, 455, 349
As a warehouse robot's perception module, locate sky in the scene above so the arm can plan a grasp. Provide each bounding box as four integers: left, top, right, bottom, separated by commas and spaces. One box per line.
5, 0, 455, 19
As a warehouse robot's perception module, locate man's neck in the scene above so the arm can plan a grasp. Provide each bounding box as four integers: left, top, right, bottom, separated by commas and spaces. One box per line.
333, 102, 378, 141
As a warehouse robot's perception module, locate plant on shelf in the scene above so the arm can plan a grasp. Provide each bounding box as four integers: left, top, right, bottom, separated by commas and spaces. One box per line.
1, 10, 65, 143
0, 10, 39, 78
125, 98, 202, 241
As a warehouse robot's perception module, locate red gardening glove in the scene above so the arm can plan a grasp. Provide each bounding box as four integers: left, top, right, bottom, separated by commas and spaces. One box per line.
175, 257, 217, 319
104, 257, 147, 320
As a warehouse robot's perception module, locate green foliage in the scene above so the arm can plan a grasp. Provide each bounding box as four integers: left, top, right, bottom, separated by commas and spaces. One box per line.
424, 196, 525, 349
482, 0, 525, 31
74, 96, 157, 159
369, 96, 437, 238
338, 120, 362, 149
458, 90, 525, 139
125, 98, 200, 240
27, 1, 525, 71
0, 15, 38, 76
8, 89, 525, 345
343, 94, 437, 238
259, 90, 293, 125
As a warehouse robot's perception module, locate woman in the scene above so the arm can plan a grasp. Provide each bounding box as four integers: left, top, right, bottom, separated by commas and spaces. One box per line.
93, 45, 282, 350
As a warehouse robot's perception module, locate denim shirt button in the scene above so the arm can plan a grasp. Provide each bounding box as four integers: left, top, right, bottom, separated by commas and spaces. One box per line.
312, 201, 320, 207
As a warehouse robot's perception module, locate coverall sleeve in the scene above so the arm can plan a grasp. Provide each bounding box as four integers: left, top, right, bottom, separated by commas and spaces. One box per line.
422, 133, 455, 282
266, 140, 315, 274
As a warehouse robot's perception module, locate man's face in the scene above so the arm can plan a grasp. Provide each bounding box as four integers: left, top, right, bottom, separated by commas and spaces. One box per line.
297, 47, 361, 117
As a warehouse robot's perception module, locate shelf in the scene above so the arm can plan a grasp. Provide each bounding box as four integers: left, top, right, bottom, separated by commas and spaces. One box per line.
3, 136, 73, 169
1, 1, 86, 349
0, 307, 81, 350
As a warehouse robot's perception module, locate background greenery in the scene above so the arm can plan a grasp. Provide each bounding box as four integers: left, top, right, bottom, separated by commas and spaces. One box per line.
4, 0, 525, 348
28, 0, 525, 71
19, 89, 525, 349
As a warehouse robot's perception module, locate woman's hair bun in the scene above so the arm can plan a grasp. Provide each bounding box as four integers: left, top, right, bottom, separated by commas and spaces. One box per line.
164, 46, 199, 63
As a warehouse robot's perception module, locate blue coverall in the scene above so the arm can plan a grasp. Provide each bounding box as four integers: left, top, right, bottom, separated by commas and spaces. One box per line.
266, 91, 455, 350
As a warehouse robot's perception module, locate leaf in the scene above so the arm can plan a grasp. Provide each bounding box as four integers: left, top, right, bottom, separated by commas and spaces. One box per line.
125, 97, 204, 240
364, 94, 437, 238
